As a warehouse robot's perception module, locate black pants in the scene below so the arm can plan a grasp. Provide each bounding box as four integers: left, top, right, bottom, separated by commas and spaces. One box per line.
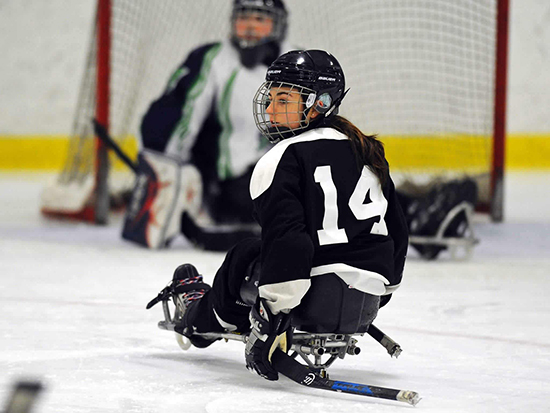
192, 238, 380, 335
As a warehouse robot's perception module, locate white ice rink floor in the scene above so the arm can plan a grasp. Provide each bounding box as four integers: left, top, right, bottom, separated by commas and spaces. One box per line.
1, 172, 549, 413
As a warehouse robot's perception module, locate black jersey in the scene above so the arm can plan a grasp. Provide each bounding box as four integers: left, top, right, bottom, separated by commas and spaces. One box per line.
250, 127, 408, 314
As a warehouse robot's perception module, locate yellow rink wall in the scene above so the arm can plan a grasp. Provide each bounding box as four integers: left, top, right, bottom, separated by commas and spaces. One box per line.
381, 134, 550, 170
0, 134, 549, 171
0, 136, 139, 171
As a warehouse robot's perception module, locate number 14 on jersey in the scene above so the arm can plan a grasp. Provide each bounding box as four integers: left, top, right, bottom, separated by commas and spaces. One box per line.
314, 165, 388, 246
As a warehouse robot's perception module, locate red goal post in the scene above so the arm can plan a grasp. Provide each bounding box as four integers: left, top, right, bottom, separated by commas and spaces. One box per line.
40, 0, 509, 224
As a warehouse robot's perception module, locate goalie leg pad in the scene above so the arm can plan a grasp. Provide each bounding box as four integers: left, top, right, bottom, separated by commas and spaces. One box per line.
122, 150, 202, 248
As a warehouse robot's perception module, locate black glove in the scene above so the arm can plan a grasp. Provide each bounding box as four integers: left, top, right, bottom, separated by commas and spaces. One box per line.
245, 298, 292, 381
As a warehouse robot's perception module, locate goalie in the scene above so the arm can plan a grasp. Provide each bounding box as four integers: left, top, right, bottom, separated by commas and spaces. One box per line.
122, 0, 292, 249
148, 50, 409, 380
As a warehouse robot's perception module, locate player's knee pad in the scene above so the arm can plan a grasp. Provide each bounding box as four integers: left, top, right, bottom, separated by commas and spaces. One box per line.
122, 149, 202, 248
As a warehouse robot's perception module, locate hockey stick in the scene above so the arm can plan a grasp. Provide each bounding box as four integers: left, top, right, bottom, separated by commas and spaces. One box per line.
149, 295, 419, 405
92, 119, 138, 173
3, 380, 44, 413
180, 212, 260, 252
271, 349, 420, 406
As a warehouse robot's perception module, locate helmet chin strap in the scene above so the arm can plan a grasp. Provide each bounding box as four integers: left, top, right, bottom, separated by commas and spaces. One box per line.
267, 125, 295, 142
234, 40, 280, 69
326, 88, 350, 118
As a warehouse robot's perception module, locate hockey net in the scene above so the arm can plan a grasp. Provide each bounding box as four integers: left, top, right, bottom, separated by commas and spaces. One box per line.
41, 0, 508, 224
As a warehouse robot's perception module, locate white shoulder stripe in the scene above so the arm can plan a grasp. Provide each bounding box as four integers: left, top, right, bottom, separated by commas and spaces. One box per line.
250, 128, 348, 200
310, 263, 392, 296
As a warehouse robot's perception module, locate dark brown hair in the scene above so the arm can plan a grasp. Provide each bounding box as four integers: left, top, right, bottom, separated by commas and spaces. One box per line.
329, 115, 388, 184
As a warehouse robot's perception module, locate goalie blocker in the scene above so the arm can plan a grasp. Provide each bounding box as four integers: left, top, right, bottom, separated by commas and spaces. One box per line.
122, 149, 202, 249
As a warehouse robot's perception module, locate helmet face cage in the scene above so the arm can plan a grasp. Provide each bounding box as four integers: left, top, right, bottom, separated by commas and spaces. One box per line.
253, 81, 316, 143
231, 4, 287, 48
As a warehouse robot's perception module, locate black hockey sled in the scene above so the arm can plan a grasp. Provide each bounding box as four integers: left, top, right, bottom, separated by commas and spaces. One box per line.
149, 292, 421, 406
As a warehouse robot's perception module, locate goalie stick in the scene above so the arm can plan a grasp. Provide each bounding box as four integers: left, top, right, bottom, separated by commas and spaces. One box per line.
180, 211, 260, 251
93, 119, 138, 173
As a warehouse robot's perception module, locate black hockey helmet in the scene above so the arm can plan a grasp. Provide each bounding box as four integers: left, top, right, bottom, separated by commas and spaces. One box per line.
231, 0, 287, 48
231, 0, 288, 68
253, 49, 347, 143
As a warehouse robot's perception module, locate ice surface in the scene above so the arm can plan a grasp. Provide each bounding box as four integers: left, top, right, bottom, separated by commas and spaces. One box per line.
1, 172, 549, 412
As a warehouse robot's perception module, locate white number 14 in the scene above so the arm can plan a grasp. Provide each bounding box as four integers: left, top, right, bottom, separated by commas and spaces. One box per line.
314, 165, 388, 246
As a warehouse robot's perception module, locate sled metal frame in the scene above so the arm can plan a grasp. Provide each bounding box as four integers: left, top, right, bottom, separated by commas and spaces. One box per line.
152, 293, 420, 406
157, 299, 402, 377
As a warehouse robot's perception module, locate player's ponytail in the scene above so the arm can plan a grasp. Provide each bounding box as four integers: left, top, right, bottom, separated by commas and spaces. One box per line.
330, 115, 388, 184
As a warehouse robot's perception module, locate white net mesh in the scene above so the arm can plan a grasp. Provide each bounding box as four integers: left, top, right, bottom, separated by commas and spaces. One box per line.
287, 0, 497, 182
46, 0, 501, 221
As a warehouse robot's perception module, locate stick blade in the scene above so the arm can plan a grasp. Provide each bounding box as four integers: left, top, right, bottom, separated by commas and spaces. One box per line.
271, 349, 421, 405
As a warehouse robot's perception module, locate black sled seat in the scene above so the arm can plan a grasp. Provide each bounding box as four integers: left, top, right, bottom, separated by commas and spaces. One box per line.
291, 273, 379, 334
285, 274, 388, 376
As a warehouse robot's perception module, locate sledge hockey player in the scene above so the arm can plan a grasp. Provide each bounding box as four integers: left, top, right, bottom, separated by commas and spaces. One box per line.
122, 0, 291, 250
148, 50, 409, 381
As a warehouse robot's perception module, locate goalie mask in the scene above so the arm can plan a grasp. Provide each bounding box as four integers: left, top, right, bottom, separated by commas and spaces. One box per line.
231, 0, 288, 68
253, 49, 347, 143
